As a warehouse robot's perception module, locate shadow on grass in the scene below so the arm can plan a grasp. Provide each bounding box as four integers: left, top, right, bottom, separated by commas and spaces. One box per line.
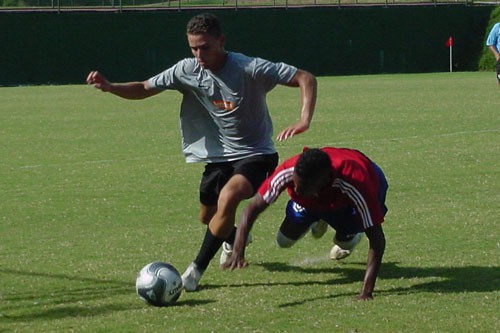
2, 262, 498, 317
201, 261, 500, 294
0, 268, 215, 323
252, 261, 499, 307
258, 261, 500, 292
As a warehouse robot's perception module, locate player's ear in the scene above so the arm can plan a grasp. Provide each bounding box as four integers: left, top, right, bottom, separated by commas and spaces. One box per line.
218, 34, 226, 48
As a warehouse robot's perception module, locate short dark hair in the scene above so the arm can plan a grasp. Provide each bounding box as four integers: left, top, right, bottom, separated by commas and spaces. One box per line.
186, 13, 222, 37
295, 148, 331, 179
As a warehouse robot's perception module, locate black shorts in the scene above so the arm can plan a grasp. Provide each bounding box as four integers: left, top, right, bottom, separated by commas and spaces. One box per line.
199, 153, 279, 206
496, 60, 500, 83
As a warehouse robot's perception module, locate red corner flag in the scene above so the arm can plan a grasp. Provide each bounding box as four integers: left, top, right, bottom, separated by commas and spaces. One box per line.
445, 36, 453, 48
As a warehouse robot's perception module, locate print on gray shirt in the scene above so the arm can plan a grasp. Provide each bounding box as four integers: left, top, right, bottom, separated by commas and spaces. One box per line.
149, 52, 297, 163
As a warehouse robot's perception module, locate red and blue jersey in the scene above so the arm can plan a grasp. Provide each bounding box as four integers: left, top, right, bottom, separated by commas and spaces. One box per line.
258, 147, 386, 230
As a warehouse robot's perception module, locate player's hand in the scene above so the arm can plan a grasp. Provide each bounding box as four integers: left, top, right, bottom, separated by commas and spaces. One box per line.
276, 120, 310, 141
86, 71, 111, 92
221, 253, 249, 271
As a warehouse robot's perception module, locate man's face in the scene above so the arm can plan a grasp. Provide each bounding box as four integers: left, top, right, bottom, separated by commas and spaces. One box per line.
292, 170, 332, 197
187, 33, 226, 71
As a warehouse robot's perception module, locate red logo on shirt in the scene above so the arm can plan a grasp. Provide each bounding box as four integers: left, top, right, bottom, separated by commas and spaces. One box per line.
213, 100, 236, 111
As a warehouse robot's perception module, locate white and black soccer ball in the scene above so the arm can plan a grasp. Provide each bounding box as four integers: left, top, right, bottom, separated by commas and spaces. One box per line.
136, 261, 183, 306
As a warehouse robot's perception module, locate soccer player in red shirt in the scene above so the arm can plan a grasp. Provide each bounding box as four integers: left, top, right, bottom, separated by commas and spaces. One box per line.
222, 147, 388, 300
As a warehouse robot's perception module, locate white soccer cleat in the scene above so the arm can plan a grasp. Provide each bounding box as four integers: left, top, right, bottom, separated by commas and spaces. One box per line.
330, 233, 363, 260
219, 241, 233, 266
310, 220, 328, 239
219, 234, 253, 265
329, 245, 352, 260
181, 262, 202, 292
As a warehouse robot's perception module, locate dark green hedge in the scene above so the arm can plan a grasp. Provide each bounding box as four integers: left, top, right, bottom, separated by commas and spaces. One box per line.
0, 5, 494, 85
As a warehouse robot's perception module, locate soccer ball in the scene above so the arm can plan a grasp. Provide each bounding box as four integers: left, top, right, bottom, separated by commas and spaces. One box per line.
136, 261, 183, 306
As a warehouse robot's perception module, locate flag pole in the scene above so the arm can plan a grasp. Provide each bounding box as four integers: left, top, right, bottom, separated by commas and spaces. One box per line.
449, 44, 452, 72
445, 36, 453, 72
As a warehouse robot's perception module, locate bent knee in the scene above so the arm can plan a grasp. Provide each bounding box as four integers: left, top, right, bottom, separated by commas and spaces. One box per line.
199, 215, 210, 225
218, 176, 254, 208
199, 205, 216, 225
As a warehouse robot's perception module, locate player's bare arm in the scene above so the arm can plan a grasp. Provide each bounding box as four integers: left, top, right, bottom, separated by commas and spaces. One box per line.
276, 69, 317, 141
488, 45, 500, 61
86, 70, 161, 100
221, 194, 269, 271
357, 224, 386, 300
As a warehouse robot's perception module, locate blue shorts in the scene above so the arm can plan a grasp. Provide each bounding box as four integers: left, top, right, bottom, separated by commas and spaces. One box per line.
280, 162, 388, 240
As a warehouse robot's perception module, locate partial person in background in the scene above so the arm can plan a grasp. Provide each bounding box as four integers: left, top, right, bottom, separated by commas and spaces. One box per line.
87, 13, 317, 292
486, 22, 500, 89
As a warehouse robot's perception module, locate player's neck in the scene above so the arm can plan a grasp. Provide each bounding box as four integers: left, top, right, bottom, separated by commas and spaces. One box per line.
211, 51, 228, 73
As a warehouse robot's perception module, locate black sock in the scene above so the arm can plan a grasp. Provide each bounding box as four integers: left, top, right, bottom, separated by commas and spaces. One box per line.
193, 228, 224, 272
225, 226, 237, 245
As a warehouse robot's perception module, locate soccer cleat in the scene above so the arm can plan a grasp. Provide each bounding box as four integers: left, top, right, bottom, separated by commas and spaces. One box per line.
219, 234, 253, 265
219, 242, 233, 266
330, 233, 363, 260
181, 262, 202, 292
329, 245, 352, 260
310, 220, 328, 239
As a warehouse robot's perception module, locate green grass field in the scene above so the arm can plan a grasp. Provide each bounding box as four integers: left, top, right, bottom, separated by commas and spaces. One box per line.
1, 72, 499, 332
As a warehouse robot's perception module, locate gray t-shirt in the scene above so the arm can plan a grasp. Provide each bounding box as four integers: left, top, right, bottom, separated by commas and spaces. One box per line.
148, 52, 297, 163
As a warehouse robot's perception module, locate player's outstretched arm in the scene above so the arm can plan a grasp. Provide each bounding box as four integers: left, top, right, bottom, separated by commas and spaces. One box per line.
276, 69, 317, 141
221, 194, 269, 270
357, 224, 386, 301
86, 70, 161, 100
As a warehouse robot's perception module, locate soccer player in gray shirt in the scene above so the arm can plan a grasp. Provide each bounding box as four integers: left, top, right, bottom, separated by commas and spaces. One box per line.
87, 13, 317, 291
